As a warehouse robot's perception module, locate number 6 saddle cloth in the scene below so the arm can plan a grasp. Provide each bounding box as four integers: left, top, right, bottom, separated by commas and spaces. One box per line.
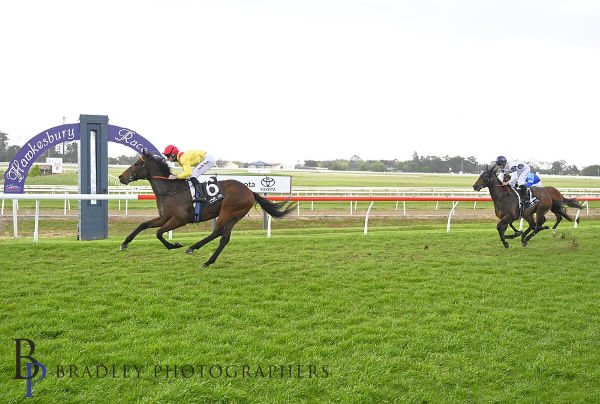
188, 176, 224, 222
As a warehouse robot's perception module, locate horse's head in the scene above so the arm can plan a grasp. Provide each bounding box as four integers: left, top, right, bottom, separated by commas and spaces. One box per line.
118, 150, 171, 185
473, 166, 498, 191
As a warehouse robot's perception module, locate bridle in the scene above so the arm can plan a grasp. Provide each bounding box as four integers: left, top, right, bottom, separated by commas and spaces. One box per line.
478, 170, 512, 194
127, 155, 172, 181
495, 183, 513, 194
124, 157, 145, 183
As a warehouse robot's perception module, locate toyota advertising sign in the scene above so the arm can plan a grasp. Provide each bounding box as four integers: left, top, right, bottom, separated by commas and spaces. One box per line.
199, 175, 291, 194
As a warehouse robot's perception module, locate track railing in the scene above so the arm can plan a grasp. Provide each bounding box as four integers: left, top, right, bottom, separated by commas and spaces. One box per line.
1, 194, 598, 242
263, 196, 600, 235
13, 184, 600, 197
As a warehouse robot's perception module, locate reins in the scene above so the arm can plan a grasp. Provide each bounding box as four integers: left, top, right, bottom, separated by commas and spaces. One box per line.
137, 155, 174, 181
149, 175, 180, 195
494, 184, 513, 193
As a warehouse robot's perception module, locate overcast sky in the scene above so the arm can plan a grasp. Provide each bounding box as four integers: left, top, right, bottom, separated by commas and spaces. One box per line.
1, 0, 599, 167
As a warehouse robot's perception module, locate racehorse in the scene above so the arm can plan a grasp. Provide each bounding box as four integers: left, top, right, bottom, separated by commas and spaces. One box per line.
473, 166, 556, 248
502, 173, 583, 236
118, 150, 295, 267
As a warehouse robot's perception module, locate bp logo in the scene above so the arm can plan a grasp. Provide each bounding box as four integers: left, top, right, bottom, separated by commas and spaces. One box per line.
261, 177, 275, 187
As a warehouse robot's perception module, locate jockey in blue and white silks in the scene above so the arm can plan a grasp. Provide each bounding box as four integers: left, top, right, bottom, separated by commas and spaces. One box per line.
496, 156, 531, 187
495, 155, 539, 208
525, 173, 542, 187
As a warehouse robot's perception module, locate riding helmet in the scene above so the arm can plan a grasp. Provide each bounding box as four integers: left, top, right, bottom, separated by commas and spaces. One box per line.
495, 155, 507, 166
163, 145, 179, 156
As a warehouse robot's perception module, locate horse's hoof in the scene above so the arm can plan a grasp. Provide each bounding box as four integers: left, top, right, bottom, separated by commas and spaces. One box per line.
521, 242, 528, 247
202, 263, 210, 268
552, 230, 557, 238
174, 242, 184, 248
120, 244, 128, 251
185, 248, 194, 254
503, 242, 509, 248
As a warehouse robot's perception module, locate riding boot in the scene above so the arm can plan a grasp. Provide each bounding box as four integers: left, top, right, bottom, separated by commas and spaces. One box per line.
529, 188, 539, 206
518, 185, 529, 207
517, 185, 529, 208
189, 177, 207, 202
516, 185, 528, 217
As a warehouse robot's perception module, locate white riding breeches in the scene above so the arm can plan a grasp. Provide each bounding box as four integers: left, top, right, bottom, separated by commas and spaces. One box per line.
191, 153, 216, 178
514, 169, 530, 187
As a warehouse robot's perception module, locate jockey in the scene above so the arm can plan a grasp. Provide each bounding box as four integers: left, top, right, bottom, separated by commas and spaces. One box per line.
163, 145, 216, 201
495, 155, 539, 208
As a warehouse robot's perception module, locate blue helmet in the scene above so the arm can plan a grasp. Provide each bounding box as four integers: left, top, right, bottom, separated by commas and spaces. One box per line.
495, 155, 507, 166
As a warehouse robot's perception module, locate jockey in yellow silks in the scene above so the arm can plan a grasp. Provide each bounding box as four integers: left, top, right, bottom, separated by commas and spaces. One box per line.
163, 145, 216, 201
162, 145, 215, 180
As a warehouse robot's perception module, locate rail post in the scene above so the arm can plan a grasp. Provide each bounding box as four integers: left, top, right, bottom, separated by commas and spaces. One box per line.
364, 201, 375, 235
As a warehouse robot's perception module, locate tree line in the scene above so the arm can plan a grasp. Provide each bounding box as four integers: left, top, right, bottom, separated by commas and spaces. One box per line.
300, 152, 600, 176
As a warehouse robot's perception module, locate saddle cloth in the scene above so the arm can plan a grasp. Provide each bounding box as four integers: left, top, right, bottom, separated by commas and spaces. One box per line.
189, 176, 224, 222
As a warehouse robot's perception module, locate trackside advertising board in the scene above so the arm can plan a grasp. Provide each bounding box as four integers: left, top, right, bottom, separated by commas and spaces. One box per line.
198, 175, 292, 194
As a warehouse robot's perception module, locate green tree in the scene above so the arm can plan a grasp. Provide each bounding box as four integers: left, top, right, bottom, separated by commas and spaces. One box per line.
0, 131, 9, 161
551, 160, 567, 175
582, 165, 600, 176
30, 164, 41, 177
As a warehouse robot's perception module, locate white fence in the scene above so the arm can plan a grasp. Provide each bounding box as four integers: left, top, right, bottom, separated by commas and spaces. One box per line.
0, 193, 141, 242
1, 192, 595, 243
10, 184, 600, 198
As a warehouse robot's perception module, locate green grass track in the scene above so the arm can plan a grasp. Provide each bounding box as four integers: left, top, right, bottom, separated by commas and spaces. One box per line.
2, 220, 600, 402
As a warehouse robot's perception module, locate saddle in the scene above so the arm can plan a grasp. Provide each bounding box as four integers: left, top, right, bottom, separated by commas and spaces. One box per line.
188, 176, 224, 222
515, 186, 539, 218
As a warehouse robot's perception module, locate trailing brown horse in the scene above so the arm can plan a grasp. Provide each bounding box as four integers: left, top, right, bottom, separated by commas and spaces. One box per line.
502, 173, 583, 236
118, 150, 295, 267
473, 167, 556, 248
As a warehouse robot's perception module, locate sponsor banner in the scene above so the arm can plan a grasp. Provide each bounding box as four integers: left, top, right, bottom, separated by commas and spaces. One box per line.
197, 175, 292, 194
3, 122, 161, 193
3, 124, 79, 193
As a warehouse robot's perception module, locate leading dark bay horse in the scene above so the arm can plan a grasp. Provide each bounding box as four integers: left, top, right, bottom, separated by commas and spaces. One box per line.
473, 167, 556, 248
118, 151, 295, 267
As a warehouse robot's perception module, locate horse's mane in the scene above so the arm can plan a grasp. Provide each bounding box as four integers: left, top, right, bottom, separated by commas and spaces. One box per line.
486, 165, 501, 176
145, 152, 171, 177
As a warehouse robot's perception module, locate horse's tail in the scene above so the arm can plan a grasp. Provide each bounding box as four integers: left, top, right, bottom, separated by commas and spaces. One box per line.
253, 193, 296, 218
551, 200, 574, 222
551, 197, 583, 223
562, 197, 583, 210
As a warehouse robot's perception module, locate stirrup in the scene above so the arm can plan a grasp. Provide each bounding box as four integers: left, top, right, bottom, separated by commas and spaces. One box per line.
189, 177, 206, 202
193, 187, 207, 202
193, 190, 206, 202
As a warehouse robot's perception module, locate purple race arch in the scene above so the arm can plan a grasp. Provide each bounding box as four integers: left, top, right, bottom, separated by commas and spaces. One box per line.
3, 122, 161, 193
